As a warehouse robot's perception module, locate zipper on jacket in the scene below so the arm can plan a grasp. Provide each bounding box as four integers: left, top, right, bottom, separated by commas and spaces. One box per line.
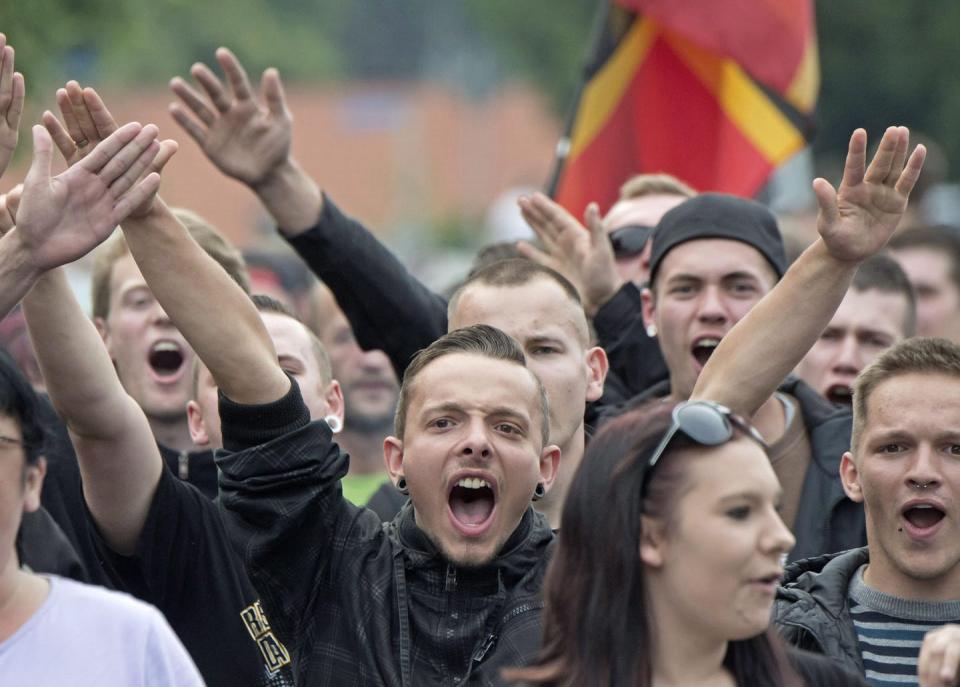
178, 451, 189, 479
471, 633, 497, 665
444, 564, 457, 592
500, 601, 542, 624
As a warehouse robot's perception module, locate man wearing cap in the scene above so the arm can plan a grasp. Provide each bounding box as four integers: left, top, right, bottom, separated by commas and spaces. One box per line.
615, 192, 864, 561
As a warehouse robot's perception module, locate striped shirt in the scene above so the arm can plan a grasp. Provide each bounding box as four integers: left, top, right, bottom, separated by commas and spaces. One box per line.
849, 565, 960, 686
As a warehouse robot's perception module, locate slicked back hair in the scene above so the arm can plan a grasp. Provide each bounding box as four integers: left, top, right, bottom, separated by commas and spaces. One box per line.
91, 208, 251, 320
851, 254, 917, 337
447, 259, 589, 344
852, 337, 960, 453
394, 324, 549, 446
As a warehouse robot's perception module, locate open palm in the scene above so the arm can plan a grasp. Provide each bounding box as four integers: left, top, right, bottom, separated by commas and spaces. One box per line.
815, 126, 926, 263
16, 124, 161, 272
170, 47, 291, 186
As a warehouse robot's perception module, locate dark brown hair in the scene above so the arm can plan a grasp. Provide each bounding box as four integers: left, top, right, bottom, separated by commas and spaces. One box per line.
506, 403, 801, 686
394, 324, 548, 445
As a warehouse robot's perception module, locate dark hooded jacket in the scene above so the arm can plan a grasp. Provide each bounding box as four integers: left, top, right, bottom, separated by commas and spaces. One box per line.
601, 376, 864, 562
772, 547, 869, 676
215, 379, 553, 686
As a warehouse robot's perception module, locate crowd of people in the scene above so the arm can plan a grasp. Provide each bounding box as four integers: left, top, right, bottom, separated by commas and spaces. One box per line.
2, 31, 960, 686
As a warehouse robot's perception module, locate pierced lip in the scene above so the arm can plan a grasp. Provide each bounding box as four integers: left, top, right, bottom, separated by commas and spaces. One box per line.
446, 469, 499, 500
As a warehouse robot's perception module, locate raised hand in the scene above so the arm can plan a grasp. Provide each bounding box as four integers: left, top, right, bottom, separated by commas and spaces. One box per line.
814, 126, 926, 263
42, 82, 178, 218
169, 47, 291, 187
517, 192, 623, 315
14, 123, 161, 271
0, 34, 26, 179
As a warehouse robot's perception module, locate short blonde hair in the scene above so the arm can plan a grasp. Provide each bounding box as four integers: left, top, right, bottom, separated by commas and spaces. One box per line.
852, 337, 960, 452
618, 173, 696, 201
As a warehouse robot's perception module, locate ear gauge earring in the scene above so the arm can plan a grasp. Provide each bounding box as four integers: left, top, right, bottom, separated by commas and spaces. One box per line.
646, 324, 657, 338
324, 415, 342, 434
397, 477, 410, 495
532, 483, 546, 501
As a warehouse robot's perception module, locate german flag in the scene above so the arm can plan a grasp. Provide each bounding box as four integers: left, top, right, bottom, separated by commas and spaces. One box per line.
550, 0, 819, 218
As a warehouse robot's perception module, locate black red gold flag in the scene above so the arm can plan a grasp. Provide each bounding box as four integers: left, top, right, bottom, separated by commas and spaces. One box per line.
550, 0, 819, 217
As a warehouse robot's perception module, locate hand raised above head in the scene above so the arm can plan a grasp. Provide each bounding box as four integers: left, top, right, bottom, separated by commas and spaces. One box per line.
14, 123, 163, 272
169, 47, 292, 188
814, 126, 926, 264
42, 83, 178, 218
0, 35, 26, 179
517, 192, 622, 315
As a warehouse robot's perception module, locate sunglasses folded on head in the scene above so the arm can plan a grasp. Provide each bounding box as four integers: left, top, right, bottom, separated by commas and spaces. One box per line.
641, 400, 767, 495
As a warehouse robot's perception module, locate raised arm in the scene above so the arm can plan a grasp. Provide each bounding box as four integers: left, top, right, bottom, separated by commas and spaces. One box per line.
122, 199, 289, 404
0, 35, 24, 180
692, 126, 926, 414
14, 91, 180, 554
168, 47, 448, 376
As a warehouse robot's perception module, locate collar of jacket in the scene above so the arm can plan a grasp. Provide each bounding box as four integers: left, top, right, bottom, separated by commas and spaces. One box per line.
393, 503, 553, 582
778, 547, 870, 613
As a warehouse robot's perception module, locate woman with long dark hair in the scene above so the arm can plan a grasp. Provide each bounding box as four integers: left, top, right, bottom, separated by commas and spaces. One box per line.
507, 401, 867, 686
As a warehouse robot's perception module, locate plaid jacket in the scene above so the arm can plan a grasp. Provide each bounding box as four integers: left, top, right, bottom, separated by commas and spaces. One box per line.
216, 382, 554, 686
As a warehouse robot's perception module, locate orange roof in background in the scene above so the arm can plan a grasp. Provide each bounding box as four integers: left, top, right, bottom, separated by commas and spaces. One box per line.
8, 82, 561, 247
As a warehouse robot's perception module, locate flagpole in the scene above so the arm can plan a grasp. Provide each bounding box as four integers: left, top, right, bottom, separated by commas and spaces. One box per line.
545, 0, 615, 198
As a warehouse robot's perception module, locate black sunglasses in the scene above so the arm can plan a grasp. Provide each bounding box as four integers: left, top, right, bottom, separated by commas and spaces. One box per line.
642, 401, 767, 494
608, 223, 654, 258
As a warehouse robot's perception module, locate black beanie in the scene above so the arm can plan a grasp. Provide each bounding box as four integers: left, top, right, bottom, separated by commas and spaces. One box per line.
648, 193, 786, 286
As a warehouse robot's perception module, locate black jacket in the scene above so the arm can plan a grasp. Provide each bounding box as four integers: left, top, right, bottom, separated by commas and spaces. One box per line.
591, 280, 669, 396
773, 547, 870, 676
602, 376, 864, 562
285, 194, 630, 423
216, 380, 552, 686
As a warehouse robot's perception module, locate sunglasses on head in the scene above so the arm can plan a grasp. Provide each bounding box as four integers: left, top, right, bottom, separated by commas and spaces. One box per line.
608, 224, 654, 258
641, 400, 767, 495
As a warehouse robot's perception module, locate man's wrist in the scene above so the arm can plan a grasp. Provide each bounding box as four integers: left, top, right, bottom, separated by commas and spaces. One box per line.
251, 157, 322, 235
585, 277, 624, 317
2, 228, 43, 282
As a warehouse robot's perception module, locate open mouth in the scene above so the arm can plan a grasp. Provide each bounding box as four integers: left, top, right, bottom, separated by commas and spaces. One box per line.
448, 477, 496, 532
826, 384, 853, 405
691, 337, 721, 368
148, 341, 185, 382
903, 504, 946, 531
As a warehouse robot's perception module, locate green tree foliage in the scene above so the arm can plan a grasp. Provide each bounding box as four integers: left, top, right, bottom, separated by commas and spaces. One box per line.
815, 1, 960, 176
2, 1, 959, 179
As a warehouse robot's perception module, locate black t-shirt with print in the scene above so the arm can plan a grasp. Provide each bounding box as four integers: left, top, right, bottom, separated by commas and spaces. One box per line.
93, 465, 295, 687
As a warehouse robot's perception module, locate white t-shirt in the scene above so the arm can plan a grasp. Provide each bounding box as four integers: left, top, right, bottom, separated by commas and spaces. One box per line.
0, 575, 204, 686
